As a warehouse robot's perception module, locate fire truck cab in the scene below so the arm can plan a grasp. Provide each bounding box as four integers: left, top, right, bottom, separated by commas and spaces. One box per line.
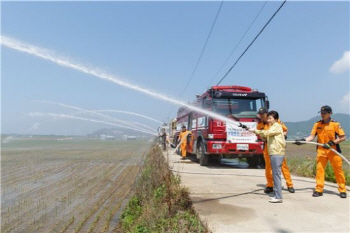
174, 85, 269, 167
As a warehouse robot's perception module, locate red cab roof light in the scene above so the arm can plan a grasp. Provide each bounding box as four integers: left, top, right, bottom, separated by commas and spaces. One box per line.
211, 85, 252, 92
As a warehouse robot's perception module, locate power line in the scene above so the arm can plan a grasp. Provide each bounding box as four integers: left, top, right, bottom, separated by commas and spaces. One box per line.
207, 1, 267, 86
166, 1, 224, 121
216, 0, 287, 86
179, 0, 224, 96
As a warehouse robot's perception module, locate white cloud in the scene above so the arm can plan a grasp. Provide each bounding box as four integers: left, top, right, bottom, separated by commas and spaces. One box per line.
330, 51, 350, 74
341, 92, 350, 114
342, 92, 350, 105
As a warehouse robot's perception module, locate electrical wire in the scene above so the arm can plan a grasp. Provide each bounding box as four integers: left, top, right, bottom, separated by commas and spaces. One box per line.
207, 1, 267, 86
216, 0, 287, 85
180, 1, 224, 96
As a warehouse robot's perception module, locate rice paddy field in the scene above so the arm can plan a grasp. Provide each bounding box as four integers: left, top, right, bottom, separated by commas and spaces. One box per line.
1, 137, 152, 233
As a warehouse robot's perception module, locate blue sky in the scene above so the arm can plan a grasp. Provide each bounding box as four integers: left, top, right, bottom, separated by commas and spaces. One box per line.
1, 1, 349, 135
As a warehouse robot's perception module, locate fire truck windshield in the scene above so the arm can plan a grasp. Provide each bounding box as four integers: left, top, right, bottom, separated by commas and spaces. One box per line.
212, 98, 264, 118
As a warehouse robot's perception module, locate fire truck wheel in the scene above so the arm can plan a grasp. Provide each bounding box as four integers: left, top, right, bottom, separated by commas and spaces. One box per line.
209, 157, 221, 165
198, 141, 209, 166
247, 157, 260, 168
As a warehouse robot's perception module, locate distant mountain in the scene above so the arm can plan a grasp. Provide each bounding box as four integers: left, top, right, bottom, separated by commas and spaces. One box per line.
284, 113, 350, 139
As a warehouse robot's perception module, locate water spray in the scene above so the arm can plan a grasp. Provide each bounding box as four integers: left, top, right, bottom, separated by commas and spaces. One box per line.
2, 36, 241, 127
132, 121, 158, 133
94, 110, 163, 124
39, 100, 157, 133
30, 112, 157, 136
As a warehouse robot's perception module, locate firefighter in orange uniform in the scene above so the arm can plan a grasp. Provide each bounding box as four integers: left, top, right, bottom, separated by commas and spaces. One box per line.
296, 105, 347, 198
257, 108, 295, 193
178, 125, 191, 160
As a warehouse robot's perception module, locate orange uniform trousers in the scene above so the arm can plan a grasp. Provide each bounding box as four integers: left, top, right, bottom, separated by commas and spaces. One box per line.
179, 131, 189, 158
180, 142, 187, 158
315, 150, 346, 193
264, 146, 293, 188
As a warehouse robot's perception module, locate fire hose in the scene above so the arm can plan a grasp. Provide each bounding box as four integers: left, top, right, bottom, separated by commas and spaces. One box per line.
237, 123, 349, 166
286, 141, 350, 166
170, 124, 350, 166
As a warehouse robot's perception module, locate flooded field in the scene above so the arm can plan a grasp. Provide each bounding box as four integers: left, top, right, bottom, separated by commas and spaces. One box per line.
1, 138, 152, 233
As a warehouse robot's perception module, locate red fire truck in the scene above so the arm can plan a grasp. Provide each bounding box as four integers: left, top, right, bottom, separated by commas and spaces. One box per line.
174, 85, 269, 167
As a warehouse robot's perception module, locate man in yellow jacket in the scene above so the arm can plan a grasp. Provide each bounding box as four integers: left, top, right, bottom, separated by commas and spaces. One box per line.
296, 105, 347, 198
257, 108, 295, 194
178, 125, 191, 160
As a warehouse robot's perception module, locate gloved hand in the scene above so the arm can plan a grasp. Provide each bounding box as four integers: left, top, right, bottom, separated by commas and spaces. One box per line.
248, 128, 255, 133
323, 140, 335, 149
238, 123, 249, 130
327, 140, 335, 146
294, 139, 306, 145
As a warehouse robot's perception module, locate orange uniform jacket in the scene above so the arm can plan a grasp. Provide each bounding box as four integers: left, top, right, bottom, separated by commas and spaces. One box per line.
179, 130, 190, 143
310, 119, 345, 155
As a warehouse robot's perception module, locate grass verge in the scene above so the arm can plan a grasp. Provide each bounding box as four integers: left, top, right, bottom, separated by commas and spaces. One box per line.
287, 156, 350, 186
117, 145, 208, 233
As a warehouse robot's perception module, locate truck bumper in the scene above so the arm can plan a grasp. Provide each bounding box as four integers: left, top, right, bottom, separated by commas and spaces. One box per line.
206, 141, 264, 157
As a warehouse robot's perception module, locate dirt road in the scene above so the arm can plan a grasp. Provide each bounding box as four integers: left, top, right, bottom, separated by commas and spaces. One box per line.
164, 149, 350, 233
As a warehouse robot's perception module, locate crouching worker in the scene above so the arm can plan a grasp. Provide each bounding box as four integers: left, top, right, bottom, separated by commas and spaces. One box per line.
295, 105, 347, 198
178, 125, 191, 160
243, 111, 286, 203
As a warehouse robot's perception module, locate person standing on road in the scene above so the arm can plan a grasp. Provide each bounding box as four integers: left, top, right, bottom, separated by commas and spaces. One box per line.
256, 108, 295, 194
178, 125, 190, 160
159, 128, 167, 151
245, 110, 286, 203
295, 105, 347, 198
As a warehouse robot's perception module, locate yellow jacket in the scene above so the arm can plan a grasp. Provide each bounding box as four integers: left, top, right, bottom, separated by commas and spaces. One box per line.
254, 122, 285, 156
